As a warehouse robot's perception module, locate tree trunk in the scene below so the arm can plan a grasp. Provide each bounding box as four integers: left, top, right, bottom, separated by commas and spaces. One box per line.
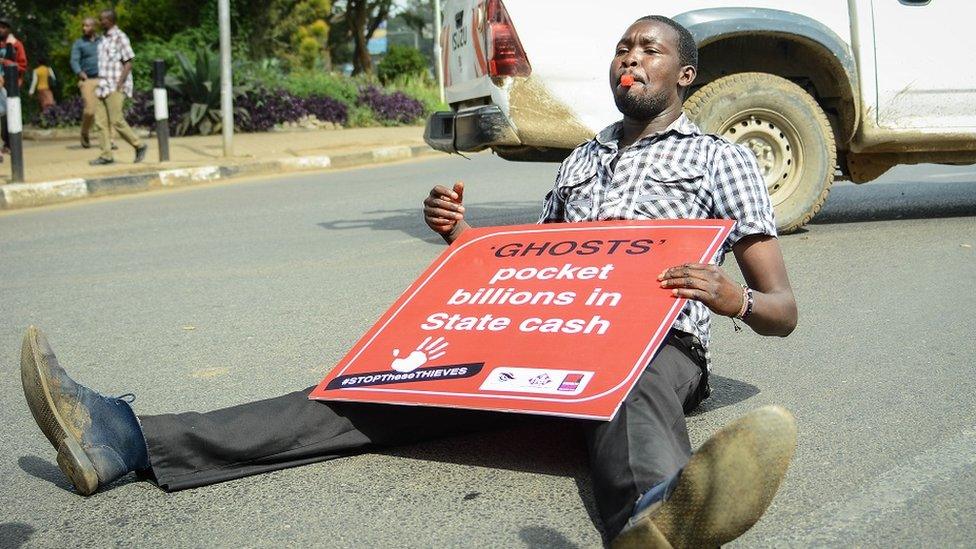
348, 0, 392, 75
350, 0, 372, 75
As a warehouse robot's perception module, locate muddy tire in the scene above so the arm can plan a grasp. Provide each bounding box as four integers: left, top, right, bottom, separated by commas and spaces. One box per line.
684, 72, 836, 233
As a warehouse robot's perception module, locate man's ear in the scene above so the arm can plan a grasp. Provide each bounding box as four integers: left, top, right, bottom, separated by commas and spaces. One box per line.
678, 65, 697, 88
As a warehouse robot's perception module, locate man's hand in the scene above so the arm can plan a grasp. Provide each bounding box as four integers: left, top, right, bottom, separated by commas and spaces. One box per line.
659, 263, 743, 317
78, 72, 88, 81
424, 182, 469, 244
662, 235, 797, 336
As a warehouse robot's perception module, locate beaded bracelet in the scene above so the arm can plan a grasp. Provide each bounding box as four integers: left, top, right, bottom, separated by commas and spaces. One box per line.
737, 286, 755, 320
735, 285, 755, 320
735, 285, 749, 318
732, 286, 755, 332
743, 288, 755, 318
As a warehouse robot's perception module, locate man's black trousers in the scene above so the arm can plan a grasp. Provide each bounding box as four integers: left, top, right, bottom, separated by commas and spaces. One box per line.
139, 331, 708, 539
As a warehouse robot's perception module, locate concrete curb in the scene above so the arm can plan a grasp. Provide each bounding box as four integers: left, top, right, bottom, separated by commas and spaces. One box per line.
1, 145, 441, 211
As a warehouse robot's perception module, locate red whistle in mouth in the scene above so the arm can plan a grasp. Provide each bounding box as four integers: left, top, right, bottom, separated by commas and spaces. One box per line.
620, 74, 635, 87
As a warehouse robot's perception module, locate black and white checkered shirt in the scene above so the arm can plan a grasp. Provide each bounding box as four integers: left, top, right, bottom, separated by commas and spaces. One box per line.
537, 114, 777, 362
96, 26, 135, 99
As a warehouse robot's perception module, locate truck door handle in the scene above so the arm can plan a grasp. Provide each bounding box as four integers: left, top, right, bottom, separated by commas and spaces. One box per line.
898, 0, 931, 5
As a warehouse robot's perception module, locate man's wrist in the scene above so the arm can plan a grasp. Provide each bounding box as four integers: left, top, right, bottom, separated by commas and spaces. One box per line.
443, 221, 468, 244
734, 286, 754, 319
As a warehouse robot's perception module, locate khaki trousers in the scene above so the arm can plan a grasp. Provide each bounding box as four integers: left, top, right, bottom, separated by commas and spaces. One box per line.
94, 91, 141, 160
78, 79, 105, 140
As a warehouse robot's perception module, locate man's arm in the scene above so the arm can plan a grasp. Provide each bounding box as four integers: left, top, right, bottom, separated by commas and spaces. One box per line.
117, 60, 133, 90
14, 40, 26, 77
70, 41, 83, 77
117, 32, 135, 90
660, 141, 796, 336
658, 235, 796, 336
731, 235, 797, 335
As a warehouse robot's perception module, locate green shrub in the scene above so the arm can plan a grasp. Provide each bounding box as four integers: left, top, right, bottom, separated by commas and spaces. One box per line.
235, 58, 287, 87
132, 27, 217, 92
282, 71, 359, 103
385, 74, 447, 115
346, 105, 379, 128
166, 48, 248, 135
377, 45, 429, 85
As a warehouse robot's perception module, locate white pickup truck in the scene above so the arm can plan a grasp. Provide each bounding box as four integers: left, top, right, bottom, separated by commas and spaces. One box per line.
425, 0, 976, 232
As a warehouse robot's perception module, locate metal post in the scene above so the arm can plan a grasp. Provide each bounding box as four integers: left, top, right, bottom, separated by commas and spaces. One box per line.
152, 60, 170, 162
433, 0, 445, 103
218, 0, 233, 157
4, 65, 24, 182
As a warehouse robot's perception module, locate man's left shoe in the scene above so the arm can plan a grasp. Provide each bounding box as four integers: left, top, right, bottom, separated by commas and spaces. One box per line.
612, 406, 797, 549
20, 326, 149, 495
134, 144, 148, 163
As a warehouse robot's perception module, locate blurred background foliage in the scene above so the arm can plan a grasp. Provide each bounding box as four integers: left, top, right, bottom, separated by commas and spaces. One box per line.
9, 0, 446, 130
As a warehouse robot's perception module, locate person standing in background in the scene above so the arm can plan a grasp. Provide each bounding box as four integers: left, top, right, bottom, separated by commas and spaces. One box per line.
71, 18, 111, 149
90, 9, 146, 165
0, 16, 27, 157
29, 56, 57, 112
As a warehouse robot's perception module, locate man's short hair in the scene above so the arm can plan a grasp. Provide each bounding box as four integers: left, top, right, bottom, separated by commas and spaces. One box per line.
100, 9, 117, 24
634, 15, 698, 70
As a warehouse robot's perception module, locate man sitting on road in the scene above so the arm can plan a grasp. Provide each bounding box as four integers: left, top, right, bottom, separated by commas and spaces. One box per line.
21, 16, 799, 547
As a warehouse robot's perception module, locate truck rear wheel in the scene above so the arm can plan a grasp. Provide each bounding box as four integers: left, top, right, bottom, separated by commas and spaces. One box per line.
684, 72, 836, 233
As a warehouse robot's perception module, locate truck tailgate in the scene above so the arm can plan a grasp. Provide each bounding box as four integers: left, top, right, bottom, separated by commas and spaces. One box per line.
441, 0, 491, 102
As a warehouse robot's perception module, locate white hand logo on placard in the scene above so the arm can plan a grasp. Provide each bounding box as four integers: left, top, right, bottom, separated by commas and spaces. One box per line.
391, 336, 448, 373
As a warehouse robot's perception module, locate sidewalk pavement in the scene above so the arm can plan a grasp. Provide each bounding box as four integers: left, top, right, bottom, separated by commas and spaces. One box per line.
1, 126, 440, 210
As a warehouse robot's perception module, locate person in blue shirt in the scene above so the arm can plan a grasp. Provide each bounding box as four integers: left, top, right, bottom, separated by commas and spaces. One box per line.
70, 17, 113, 149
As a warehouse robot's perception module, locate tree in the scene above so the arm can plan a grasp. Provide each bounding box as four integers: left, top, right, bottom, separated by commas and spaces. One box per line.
337, 0, 392, 75
265, 0, 333, 70
396, 0, 432, 38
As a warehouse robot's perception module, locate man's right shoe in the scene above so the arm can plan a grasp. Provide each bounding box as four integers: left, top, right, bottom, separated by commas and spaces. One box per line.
134, 144, 148, 163
89, 157, 114, 166
612, 406, 798, 549
20, 326, 149, 495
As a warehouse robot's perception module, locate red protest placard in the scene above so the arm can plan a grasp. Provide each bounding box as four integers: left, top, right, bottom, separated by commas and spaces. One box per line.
310, 219, 733, 420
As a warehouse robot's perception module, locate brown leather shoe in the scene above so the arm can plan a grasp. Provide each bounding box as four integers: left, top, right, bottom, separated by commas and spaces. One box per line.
612, 406, 798, 548
20, 326, 149, 495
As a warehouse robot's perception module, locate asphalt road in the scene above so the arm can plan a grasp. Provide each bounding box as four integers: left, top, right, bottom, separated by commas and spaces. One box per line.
1, 155, 974, 548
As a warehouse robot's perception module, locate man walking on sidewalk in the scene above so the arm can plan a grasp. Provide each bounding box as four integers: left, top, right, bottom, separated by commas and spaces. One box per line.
71, 17, 114, 150
90, 9, 146, 166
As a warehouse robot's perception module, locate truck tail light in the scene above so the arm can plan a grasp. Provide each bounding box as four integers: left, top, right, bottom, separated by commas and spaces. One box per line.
486, 0, 531, 77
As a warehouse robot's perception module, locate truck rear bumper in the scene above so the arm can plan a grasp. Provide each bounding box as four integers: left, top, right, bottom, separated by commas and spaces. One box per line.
424, 106, 521, 154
